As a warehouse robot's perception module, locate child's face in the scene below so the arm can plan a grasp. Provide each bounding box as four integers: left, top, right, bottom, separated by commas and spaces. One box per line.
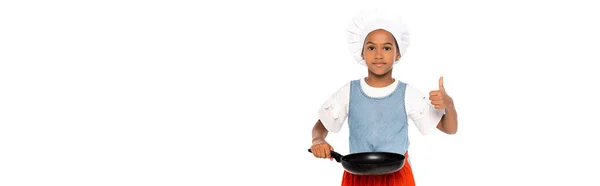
361, 29, 400, 76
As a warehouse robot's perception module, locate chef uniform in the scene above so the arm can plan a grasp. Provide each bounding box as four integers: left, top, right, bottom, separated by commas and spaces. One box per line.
317, 9, 445, 186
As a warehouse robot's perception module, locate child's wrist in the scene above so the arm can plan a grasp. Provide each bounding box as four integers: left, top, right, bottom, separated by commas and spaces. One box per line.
312, 139, 326, 146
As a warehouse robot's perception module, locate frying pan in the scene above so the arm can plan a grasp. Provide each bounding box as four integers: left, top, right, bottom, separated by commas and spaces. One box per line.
307, 149, 405, 175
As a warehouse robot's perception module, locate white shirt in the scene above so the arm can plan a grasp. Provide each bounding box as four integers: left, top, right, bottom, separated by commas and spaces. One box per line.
318, 78, 445, 136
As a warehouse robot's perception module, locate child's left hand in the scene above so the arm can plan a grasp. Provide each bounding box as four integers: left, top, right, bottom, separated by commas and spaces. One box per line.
429, 76, 454, 110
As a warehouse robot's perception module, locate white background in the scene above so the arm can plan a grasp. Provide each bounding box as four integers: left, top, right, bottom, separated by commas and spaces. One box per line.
1, 0, 599, 185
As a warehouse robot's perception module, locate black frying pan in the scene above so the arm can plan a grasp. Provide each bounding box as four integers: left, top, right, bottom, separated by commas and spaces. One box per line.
308, 149, 406, 175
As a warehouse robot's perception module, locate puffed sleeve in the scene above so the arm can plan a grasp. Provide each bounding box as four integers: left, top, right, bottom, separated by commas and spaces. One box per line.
405, 84, 445, 136
317, 82, 351, 133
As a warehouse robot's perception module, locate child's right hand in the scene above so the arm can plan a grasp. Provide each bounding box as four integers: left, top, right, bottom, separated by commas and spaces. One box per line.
310, 140, 334, 161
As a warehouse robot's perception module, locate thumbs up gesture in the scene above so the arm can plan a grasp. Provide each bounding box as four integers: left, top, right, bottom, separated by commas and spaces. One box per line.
429, 77, 453, 110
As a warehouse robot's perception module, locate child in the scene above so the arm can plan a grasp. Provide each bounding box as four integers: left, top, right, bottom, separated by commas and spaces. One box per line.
309, 9, 459, 186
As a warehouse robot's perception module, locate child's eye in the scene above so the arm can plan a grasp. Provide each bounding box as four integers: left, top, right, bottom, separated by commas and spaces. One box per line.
368, 46, 375, 50
384, 47, 392, 50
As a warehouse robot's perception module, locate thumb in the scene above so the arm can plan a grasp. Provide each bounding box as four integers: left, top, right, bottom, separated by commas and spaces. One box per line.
438, 76, 445, 90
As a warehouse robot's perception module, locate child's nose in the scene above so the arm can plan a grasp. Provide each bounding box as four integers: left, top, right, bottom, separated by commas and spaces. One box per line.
375, 51, 383, 59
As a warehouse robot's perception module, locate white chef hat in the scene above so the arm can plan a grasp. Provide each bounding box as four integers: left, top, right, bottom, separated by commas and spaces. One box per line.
347, 8, 410, 66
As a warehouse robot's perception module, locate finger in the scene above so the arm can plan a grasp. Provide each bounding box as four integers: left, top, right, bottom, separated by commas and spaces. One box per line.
311, 147, 319, 158
325, 147, 330, 159
429, 91, 441, 96
431, 100, 443, 105
319, 148, 326, 158
313, 147, 321, 158
439, 76, 445, 90
429, 96, 441, 101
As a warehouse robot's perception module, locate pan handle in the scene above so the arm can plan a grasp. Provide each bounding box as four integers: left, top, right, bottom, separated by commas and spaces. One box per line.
307, 149, 342, 163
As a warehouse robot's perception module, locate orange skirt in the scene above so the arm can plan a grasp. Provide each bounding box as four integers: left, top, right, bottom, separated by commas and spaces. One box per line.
341, 152, 415, 186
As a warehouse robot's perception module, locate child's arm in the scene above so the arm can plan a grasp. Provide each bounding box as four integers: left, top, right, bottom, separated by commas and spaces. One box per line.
430, 77, 458, 134
312, 120, 329, 145
406, 78, 457, 135
310, 82, 351, 159
310, 120, 334, 160
436, 102, 458, 134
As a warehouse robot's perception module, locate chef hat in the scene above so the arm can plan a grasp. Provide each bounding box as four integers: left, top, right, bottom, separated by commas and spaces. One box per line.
347, 8, 410, 66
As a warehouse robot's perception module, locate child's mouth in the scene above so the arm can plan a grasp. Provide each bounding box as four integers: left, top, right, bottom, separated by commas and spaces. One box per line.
373, 63, 386, 67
